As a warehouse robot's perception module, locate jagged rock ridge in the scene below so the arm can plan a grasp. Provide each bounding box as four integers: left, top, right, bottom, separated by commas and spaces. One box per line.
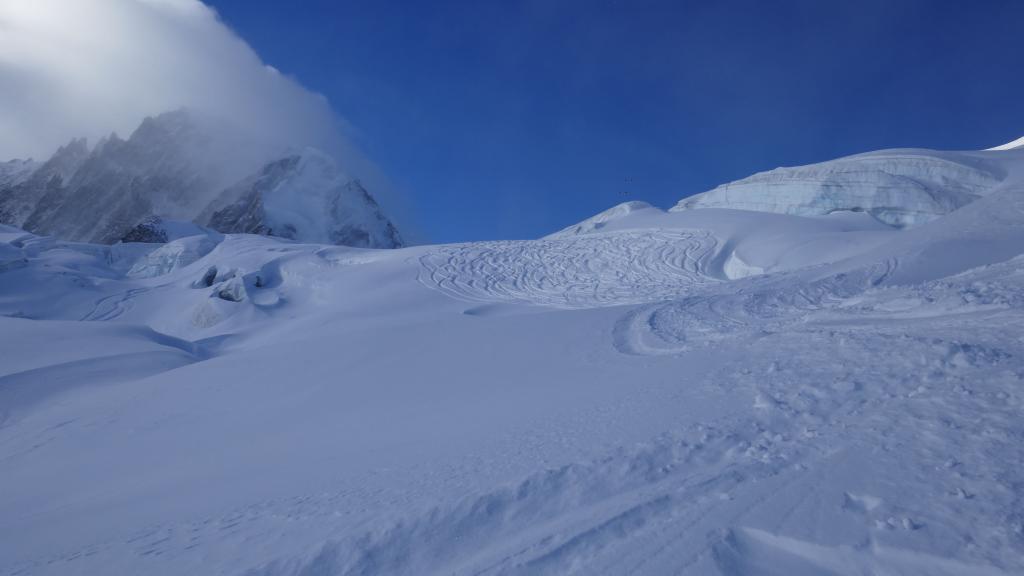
0, 110, 403, 248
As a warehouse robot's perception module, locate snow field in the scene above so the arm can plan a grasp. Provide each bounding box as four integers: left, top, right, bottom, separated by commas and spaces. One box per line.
2, 145, 1024, 575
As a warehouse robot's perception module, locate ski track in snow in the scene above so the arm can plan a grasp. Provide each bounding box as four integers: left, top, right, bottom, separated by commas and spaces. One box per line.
80, 287, 152, 321
613, 257, 901, 355
418, 229, 721, 308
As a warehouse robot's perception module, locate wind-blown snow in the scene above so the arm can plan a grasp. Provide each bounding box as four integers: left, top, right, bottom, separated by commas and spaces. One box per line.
1, 143, 1023, 575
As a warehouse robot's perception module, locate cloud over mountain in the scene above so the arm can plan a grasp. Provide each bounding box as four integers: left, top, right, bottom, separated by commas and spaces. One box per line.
0, 0, 341, 168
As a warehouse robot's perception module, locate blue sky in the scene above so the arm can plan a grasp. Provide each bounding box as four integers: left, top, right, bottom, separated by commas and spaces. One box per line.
206, 0, 1024, 243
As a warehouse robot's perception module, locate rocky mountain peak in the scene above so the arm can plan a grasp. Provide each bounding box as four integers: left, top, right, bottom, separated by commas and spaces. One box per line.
198, 147, 403, 248
0, 110, 404, 248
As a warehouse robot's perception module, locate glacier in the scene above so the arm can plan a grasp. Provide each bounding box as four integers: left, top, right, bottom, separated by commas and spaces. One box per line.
0, 139, 1023, 575
672, 148, 1008, 227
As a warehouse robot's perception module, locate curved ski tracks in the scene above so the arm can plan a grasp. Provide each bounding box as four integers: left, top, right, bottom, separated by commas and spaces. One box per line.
418, 229, 721, 309
613, 257, 901, 356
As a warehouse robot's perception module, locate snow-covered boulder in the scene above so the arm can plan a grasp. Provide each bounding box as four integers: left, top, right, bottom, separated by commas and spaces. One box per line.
215, 277, 246, 302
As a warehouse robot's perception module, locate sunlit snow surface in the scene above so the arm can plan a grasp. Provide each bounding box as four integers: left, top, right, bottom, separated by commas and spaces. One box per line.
2, 147, 1024, 575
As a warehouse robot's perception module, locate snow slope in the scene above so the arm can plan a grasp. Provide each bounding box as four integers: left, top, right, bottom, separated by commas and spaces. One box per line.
1, 144, 1023, 576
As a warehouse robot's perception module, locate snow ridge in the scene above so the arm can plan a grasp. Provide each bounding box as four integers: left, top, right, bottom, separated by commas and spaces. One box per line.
987, 135, 1024, 151
672, 149, 1007, 227
547, 201, 658, 238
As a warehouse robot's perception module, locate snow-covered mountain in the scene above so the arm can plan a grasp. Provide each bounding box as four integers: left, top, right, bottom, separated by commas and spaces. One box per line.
988, 135, 1024, 150
198, 149, 402, 248
14, 110, 226, 244
0, 159, 41, 229
0, 111, 403, 248
0, 159, 39, 190
672, 148, 1009, 227
1, 136, 1023, 576
0, 139, 88, 229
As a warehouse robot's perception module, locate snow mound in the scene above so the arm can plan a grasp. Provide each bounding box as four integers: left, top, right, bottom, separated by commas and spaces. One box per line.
127, 232, 223, 279
672, 150, 1006, 227
547, 201, 659, 238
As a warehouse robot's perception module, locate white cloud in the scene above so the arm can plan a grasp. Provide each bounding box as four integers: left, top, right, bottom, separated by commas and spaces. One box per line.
0, 0, 342, 167
0, 0, 419, 236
